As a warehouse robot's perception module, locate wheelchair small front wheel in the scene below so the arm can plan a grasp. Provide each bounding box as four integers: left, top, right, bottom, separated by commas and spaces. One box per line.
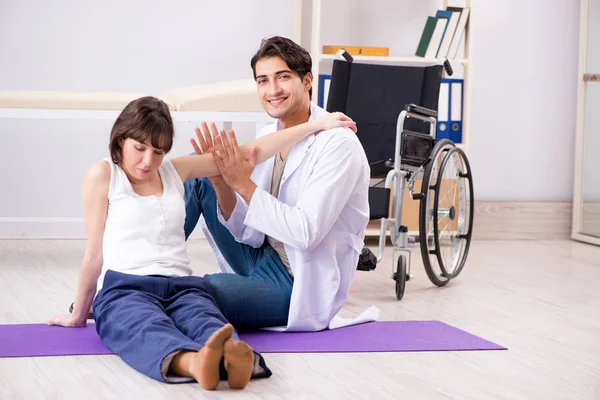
393, 255, 407, 300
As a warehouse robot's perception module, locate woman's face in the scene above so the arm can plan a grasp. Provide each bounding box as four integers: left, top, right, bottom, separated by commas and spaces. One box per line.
120, 138, 166, 182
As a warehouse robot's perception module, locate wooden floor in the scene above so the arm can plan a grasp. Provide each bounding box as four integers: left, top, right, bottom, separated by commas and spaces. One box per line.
0, 238, 599, 399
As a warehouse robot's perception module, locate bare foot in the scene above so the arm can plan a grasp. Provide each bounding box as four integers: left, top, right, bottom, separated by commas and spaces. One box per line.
190, 324, 234, 390
223, 340, 255, 389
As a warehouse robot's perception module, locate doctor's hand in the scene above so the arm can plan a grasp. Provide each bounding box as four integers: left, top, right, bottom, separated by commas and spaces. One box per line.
191, 122, 224, 185
212, 130, 258, 203
317, 112, 357, 133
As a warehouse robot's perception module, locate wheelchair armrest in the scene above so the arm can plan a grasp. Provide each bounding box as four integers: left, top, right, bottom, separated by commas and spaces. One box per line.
369, 159, 395, 178
370, 159, 394, 168
404, 103, 437, 119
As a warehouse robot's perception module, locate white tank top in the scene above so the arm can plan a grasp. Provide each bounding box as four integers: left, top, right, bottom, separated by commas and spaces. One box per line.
97, 157, 192, 290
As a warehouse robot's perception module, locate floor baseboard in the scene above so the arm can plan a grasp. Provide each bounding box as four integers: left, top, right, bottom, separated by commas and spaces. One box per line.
1, 202, 574, 240
365, 201, 573, 241
473, 201, 572, 240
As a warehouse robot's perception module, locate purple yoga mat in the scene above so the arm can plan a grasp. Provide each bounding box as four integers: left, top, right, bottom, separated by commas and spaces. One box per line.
240, 321, 506, 353
0, 321, 506, 358
0, 323, 112, 358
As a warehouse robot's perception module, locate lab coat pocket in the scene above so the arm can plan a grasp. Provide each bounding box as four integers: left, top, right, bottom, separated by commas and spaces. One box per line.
329, 231, 365, 255
291, 255, 340, 321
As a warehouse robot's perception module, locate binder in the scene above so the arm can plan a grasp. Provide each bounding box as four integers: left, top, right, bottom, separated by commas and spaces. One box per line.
449, 79, 463, 143
425, 18, 447, 58
436, 78, 463, 143
318, 74, 331, 108
436, 80, 450, 140
434, 10, 452, 57
415, 16, 438, 57
448, 8, 470, 58
437, 8, 462, 58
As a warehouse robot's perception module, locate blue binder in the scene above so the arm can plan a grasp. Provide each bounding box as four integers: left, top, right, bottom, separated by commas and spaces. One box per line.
436, 78, 463, 143
434, 10, 452, 57
318, 74, 331, 108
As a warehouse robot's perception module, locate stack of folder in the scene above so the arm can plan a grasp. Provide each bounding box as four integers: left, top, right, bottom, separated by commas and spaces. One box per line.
415, 7, 470, 59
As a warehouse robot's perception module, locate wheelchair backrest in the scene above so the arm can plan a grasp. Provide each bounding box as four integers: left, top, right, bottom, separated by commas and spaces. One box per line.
326, 60, 442, 169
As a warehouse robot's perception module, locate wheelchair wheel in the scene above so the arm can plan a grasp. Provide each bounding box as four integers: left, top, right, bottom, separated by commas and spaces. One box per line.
418, 139, 455, 287
393, 255, 407, 300
433, 147, 474, 279
420, 144, 474, 286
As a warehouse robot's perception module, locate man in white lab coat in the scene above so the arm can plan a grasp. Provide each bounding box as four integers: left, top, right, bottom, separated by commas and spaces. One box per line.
183, 36, 372, 332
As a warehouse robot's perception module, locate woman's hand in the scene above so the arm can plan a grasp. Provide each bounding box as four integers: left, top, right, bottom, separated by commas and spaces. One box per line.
46, 314, 86, 328
317, 112, 357, 133
190, 122, 224, 185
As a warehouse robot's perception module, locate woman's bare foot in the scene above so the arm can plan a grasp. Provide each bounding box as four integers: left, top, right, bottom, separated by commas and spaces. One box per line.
223, 340, 255, 389
193, 324, 234, 389
170, 324, 234, 390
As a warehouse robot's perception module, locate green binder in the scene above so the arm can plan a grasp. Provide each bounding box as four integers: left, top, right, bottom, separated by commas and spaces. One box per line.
415, 16, 438, 57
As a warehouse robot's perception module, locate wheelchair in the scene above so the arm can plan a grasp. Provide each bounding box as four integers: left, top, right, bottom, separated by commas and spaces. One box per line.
326, 50, 474, 300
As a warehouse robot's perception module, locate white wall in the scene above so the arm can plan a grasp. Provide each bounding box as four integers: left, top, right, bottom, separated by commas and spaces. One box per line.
467, 0, 580, 201
0, 115, 261, 237
0, 0, 293, 92
320, 0, 447, 58
0, 0, 290, 237
312, 0, 581, 201
0, 0, 587, 237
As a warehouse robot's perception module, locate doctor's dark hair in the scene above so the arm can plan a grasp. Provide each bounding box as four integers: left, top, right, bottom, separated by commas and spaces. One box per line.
109, 96, 174, 165
250, 36, 313, 100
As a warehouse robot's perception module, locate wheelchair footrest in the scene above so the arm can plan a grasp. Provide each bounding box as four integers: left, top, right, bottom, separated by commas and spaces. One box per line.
357, 248, 377, 271
368, 187, 391, 220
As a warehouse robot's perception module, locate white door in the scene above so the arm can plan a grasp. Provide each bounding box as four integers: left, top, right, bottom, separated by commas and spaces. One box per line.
573, 0, 600, 245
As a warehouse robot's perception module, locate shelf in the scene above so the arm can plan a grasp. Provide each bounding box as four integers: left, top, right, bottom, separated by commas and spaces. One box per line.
318, 54, 469, 65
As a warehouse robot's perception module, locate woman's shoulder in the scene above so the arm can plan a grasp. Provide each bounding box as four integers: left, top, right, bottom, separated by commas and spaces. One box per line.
88, 159, 111, 178
159, 158, 185, 196
84, 159, 112, 191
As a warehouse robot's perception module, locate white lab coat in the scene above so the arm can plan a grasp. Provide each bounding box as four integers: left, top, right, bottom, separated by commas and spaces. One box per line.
204, 103, 379, 331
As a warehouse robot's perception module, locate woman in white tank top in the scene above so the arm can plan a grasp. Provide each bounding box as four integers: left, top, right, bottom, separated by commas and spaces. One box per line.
46, 96, 356, 391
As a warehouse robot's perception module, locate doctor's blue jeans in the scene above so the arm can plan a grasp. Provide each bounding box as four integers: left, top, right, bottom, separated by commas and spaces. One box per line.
183, 177, 294, 331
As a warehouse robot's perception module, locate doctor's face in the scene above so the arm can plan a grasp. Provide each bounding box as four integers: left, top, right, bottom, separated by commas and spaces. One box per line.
255, 56, 312, 120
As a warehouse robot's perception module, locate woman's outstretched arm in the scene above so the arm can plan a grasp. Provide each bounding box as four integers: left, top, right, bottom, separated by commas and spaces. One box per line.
171, 112, 356, 182
47, 161, 110, 327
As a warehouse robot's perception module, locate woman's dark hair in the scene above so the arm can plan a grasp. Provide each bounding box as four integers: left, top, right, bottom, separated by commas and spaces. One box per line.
109, 96, 174, 165
250, 36, 313, 99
